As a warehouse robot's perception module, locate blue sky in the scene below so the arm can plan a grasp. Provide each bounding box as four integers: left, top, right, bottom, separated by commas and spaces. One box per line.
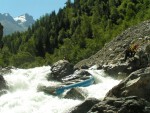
0, 0, 72, 20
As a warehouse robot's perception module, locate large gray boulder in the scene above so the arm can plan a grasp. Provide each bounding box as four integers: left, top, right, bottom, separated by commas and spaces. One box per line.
105, 67, 150, 101
88, 96, 150, 113
64, 88, 86, 100
47, 60, 74, 81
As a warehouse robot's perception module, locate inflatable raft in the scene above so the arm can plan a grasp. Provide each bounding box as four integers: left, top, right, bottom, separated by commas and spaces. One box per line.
54, 75, 94, 95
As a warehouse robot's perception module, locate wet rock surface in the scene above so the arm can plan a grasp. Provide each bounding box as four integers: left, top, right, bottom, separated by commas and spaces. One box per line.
64, 88, 86, 100
47, 60, 74, 81
0, 75, 8, 96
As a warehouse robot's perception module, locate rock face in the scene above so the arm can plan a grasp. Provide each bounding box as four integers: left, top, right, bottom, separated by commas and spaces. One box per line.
88, 96, 150, 113
103, 46, 149, 76
47, 60, 74, 81
74, 20, 150, 76
106, 67, 150, 101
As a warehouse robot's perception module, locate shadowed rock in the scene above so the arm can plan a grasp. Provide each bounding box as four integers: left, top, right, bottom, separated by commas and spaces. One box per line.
88, 96, 150, 113
105, 67, 150, 101
69, 98, 100, 113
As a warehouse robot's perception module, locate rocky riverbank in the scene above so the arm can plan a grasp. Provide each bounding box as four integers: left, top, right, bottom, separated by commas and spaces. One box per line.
70, 20, 150, 112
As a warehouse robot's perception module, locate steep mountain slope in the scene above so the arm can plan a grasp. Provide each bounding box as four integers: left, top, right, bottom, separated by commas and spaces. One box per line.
0, 13, 35, 35
75, 20, 150, 70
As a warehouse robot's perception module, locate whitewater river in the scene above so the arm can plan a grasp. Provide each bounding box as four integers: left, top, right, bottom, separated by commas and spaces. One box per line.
0, 66, 120, 113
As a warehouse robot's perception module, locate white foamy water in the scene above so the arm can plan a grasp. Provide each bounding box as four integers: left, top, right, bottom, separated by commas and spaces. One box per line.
0, 66, 120, 113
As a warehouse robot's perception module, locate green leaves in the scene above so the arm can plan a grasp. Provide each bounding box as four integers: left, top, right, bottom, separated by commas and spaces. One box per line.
10, 52, 35, 68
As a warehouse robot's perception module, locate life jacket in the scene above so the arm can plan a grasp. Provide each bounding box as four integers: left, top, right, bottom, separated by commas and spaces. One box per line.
130, 44, 139, 52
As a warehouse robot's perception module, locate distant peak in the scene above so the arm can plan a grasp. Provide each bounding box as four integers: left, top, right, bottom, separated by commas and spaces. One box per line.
19, 13, 29, 17
0, 13, 15, 22
14, 13, 34, 23
14, 15, 27, 23
24, 13, 30, 16
3, 13, 11, 17
13, 13, 35, 26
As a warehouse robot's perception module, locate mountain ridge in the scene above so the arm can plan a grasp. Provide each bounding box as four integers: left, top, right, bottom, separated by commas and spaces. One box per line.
0, 13, 35, 35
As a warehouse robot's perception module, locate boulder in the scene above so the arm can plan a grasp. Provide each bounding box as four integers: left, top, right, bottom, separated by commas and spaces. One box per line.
103, 63, 129, 76
37, 85, 58, 95
64, 88, 86, 100
69, 98, 100, 113
88, 96, 150, 113
47, 60, 74, 81
105, 67, 150, 101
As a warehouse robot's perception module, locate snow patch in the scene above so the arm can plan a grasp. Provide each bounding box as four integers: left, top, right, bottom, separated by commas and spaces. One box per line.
14, 15, 27, 23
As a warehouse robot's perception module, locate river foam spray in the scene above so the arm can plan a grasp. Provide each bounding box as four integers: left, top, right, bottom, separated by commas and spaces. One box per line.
0, 66, 120, 113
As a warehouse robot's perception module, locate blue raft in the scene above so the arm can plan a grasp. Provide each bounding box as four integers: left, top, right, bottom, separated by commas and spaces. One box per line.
54, 75, 94, 95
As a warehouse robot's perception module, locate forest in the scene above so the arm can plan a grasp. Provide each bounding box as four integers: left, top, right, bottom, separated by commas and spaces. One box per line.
0, 0, 150, 68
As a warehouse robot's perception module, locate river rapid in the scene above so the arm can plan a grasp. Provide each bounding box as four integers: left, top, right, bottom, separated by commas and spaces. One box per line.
0, 66, 120, 113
